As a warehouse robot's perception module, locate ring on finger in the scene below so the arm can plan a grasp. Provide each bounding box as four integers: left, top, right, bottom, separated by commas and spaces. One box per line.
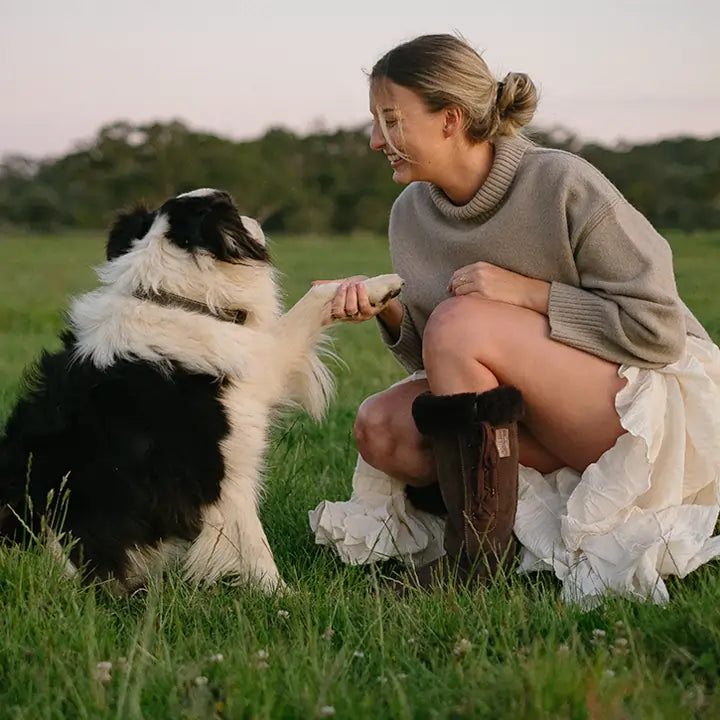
456, 276, 469, 287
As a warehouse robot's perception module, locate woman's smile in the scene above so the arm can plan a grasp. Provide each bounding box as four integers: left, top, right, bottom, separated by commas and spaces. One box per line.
385, 151, 403, 168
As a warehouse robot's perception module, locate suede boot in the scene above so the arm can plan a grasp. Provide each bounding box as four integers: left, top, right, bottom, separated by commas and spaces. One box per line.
402, 386, 524, 589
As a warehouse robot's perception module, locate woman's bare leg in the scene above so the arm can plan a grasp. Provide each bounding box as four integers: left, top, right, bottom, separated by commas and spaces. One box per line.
422, 296, 626, 472
354, 380, 435, 486
354, 382, 566, 485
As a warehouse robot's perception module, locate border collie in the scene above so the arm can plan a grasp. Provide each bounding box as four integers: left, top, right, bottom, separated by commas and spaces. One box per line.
0, 188, 403, 593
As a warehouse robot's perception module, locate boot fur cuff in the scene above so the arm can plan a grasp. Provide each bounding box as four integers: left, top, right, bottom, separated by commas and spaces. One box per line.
412, 386, 523, 435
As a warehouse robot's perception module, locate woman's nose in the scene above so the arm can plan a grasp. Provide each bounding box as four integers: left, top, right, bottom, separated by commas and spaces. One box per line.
369, 121, 385, 151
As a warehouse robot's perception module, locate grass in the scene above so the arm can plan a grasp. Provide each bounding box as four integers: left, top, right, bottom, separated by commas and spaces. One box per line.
0, 228, 719, 719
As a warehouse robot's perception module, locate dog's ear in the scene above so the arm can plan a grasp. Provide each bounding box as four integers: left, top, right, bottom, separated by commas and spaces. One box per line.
106, 205, 156, 260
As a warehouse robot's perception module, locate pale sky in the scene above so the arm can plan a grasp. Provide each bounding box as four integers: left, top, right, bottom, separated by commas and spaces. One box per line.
2, 0, 719, 158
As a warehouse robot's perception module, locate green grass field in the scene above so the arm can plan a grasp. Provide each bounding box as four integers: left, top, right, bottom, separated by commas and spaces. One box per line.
1, 229, 719, 719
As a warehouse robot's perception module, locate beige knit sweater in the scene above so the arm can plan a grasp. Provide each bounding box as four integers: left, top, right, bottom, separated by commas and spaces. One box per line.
380, 135, 709, 373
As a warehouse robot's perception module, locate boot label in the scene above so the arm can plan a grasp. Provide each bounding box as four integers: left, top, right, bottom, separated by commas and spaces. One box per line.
495, 428, 511, 458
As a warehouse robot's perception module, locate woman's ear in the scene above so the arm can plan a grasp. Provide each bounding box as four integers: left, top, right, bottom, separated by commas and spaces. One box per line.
442, 107, 464, 137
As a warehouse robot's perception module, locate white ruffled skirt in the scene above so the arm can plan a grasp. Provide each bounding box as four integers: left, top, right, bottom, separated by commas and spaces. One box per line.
309, 335, 720, 606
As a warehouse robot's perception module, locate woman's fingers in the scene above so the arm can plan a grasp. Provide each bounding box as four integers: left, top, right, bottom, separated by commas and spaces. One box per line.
331, 282, 349, 320
453, 278, 475, 295
312, 275, 376, 322
344, 284, 360, 318
356, 283, 374, 317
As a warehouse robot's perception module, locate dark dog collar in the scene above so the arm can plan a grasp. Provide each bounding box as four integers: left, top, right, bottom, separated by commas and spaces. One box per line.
132, 288, 248, 325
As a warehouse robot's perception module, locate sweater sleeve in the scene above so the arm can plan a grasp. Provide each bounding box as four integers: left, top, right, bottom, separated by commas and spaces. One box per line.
548, 200, 686, 368
377, 300, 424, 373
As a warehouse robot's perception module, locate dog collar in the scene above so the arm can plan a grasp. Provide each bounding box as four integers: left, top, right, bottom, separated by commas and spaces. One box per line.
132, 288, 248, 325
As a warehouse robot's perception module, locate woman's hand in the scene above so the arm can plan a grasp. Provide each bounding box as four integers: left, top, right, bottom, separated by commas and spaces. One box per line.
312, 275, 398, 324
448, 262, 551, 315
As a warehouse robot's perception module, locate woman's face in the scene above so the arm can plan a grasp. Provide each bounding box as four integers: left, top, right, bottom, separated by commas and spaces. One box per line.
369, 79, 448, 185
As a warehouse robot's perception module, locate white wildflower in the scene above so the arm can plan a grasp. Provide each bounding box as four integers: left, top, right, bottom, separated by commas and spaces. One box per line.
93, 661, 112, 684
453, 638, 472, 658
253, 649, 270, 670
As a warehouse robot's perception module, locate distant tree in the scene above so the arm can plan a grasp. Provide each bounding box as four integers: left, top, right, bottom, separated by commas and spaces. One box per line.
1, 121, 717, 233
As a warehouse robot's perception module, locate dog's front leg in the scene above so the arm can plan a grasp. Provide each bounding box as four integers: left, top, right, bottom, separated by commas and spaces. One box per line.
184, 417, 282, 592
184, 501, 281, 592
271, 274, 405, 418
282, 273, 404, 330
268, 284, 339, 419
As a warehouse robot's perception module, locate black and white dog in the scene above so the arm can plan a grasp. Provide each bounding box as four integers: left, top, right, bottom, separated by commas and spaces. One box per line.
0, 188, 402, 592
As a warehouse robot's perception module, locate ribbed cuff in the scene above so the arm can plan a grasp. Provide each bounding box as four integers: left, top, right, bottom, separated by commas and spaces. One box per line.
377, 302, 423, 373
548, 281, 617, 359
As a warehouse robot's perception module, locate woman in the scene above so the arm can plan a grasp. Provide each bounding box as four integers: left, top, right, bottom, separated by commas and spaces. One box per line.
310, 34, 720, 604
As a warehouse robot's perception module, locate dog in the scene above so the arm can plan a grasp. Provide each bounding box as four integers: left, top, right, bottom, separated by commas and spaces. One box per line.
0, 188, 403, 593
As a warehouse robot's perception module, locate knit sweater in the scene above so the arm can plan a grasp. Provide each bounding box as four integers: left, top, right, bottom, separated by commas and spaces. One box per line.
379, 135, 709, 374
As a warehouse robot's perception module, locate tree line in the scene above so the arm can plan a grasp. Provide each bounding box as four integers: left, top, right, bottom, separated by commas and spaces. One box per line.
0, 120, 718, 234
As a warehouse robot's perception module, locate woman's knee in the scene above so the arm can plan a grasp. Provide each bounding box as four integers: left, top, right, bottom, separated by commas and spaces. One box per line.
353, 382, 430, 471
422, 296, 496, 367
353, 394, 397, 467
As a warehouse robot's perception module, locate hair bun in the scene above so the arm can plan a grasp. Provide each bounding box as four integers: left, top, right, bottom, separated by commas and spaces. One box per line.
496, 72, 538, 135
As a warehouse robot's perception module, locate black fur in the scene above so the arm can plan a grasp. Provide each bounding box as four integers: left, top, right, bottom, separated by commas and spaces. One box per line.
107, 205, 156, 260
412, 386, 524, 436
161, 192, 269, 264
0, 330, 229, 583
404, 483, 446, 516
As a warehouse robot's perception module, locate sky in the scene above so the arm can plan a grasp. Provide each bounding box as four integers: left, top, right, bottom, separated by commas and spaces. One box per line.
1, 0, 719, 158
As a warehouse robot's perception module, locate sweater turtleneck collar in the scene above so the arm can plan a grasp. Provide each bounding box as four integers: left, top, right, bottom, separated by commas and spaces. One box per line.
429, 135, 531, 221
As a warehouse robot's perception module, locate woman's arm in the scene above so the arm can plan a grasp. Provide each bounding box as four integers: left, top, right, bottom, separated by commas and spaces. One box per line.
546, 201, 686, 367
376, 297, 403, 342
448, 201, 685, 368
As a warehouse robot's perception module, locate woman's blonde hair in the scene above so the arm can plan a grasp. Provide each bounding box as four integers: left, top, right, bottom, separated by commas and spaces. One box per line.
370, 34, 538, 146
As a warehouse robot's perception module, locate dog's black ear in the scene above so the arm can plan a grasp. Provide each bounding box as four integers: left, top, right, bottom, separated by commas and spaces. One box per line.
106, 205, 156, 260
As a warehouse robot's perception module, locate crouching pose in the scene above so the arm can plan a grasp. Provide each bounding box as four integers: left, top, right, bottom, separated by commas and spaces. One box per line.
0, 188, 403, 593
310, 34, 720, 604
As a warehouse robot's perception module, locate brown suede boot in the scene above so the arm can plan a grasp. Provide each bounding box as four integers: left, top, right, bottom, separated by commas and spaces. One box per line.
399, 386, 524, 590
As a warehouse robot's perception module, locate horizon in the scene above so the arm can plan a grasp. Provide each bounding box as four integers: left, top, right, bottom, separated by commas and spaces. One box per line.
2, 0, 719, 159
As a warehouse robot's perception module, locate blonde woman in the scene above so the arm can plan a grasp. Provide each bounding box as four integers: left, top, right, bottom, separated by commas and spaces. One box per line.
310, 34, 720, 604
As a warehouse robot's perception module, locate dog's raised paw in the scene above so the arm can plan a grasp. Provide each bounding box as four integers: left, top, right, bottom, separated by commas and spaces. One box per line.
364, 273, 404, 307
